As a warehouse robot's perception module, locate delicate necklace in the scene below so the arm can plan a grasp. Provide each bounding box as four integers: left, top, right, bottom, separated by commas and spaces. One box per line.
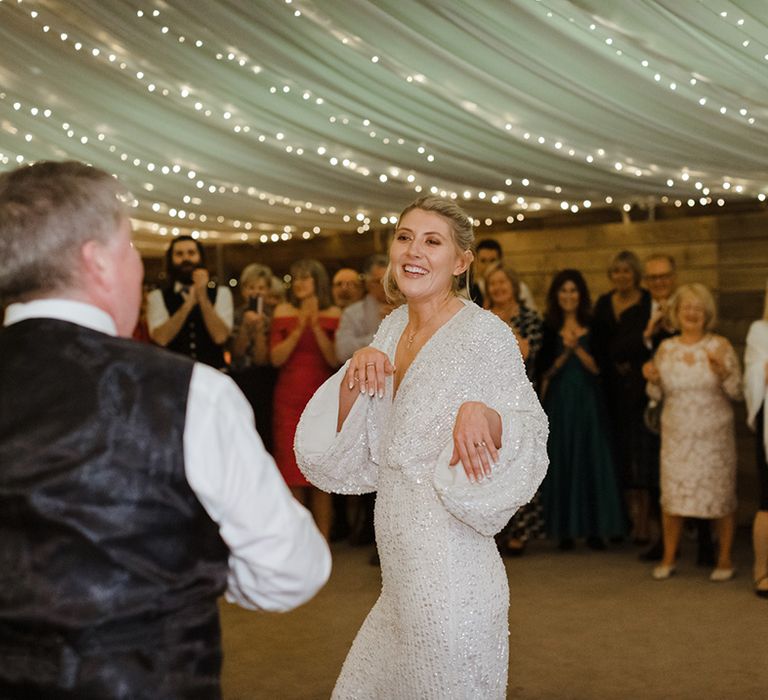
405, 297, 454, 348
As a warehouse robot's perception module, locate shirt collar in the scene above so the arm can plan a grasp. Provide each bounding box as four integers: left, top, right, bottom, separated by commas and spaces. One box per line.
3, 299, 117, 336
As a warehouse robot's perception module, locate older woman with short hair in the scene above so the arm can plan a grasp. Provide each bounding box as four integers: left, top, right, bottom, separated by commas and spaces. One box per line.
485, 262, 545, 554
646, 283, 742, 581
485, 263, 543, 379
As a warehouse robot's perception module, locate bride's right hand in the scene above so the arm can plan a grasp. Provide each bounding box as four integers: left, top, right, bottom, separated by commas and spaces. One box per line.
345, 347, 395, 398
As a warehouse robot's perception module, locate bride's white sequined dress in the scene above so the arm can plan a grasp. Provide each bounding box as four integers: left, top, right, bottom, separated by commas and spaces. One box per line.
295, 302, 549, 699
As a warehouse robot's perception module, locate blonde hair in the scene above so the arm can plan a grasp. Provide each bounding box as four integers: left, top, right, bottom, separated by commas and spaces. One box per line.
239, 262, 272, 289
383, 196, 474, 303
484, 262, 521, 305
608, 249, 642, 286
669, 283, 717, 332
0, 161, 125, 300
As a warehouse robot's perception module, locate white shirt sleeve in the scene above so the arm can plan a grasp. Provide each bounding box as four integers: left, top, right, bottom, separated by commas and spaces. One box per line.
214, 286, 234, 331
146, 288, 169, 333
184, 364, 331, 611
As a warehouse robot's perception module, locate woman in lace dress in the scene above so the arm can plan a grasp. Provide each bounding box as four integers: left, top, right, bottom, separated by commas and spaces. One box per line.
295, 196, 549, 699
646, 284, 742, 581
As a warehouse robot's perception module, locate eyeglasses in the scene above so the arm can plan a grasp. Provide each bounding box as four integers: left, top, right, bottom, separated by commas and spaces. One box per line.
644, 273, 674, 282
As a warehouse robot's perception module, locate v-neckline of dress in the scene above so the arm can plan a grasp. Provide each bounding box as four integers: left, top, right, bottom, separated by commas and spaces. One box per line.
391, 300, 471, 403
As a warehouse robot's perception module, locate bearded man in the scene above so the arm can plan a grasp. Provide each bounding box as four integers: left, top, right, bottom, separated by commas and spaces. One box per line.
147, 236, 233, 368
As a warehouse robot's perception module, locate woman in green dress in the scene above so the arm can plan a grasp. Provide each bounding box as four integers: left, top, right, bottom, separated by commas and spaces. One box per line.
536, 269, 626, 549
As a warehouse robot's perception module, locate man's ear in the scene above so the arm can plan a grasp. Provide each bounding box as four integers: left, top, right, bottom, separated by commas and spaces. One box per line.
80, 240, 112, 289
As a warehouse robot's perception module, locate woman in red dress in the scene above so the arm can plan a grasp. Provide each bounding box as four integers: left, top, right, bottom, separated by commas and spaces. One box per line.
271, 259, 340, 539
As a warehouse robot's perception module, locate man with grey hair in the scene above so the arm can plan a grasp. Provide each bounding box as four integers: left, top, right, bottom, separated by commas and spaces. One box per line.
332, 266, 364, 309
335, 254, 392, 363
0, 161, 330, 698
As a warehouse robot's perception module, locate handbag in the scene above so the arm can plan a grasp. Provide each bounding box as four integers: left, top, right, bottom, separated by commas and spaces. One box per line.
644, 398, 662, 434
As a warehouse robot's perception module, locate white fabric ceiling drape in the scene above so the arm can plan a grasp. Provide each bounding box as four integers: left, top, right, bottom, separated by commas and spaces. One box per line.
1, 0, 767, 248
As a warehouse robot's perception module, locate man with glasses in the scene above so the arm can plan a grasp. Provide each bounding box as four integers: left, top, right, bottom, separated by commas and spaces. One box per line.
642, 254, 678, 350
331, 267, 364, 310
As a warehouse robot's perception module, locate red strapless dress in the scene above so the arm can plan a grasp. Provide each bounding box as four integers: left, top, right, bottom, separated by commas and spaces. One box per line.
271, 315, 339, 486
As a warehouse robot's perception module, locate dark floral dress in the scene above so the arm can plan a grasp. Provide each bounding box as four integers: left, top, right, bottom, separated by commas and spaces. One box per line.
500, 303, 546, 547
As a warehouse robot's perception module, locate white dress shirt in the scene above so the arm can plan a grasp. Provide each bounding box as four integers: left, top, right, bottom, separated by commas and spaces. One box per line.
335, 294, 384, 363
146, 284, 234, 333
4, 299, 331, 612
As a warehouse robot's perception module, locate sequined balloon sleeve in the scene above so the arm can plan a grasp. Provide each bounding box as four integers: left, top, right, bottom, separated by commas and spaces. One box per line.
294, 310, 403, 494
432, 314, 549, 536
294, 361, 379, 494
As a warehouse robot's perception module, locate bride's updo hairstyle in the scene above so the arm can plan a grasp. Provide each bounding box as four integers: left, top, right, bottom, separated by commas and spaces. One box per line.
383, 195, 474, 303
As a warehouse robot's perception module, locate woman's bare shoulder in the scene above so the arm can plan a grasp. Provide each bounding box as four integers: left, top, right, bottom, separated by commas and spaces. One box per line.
273, 303, 298, 318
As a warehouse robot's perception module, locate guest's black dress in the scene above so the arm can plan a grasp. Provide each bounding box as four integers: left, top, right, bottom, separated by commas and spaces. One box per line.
229, 305, 277, 454
592, 289, 652, 490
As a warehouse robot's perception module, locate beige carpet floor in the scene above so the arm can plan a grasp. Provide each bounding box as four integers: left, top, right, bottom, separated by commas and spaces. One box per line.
220, 529, 767, 699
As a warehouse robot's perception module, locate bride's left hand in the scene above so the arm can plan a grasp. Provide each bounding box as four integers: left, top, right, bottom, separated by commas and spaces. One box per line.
449, 401, 501, 483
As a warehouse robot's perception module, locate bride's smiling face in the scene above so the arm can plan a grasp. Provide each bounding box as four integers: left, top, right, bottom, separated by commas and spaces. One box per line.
390, 209, 470, 303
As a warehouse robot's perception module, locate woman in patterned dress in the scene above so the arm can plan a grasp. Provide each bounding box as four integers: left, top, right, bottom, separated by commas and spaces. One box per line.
485, 263, 545, 554
646, 284, 742, 581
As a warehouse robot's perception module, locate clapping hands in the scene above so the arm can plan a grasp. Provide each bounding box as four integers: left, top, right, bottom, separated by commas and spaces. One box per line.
642, 360, 660, 384
562, 327, 580, 350
299, 296, 320, 328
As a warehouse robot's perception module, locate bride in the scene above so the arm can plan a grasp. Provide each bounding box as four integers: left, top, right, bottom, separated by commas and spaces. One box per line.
295, 196, 549, 699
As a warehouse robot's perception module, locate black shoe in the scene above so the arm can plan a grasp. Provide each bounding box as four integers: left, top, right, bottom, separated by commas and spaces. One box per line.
587, 536, 606, 551
558, 538, 574, 551
639, 540, 664, 561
